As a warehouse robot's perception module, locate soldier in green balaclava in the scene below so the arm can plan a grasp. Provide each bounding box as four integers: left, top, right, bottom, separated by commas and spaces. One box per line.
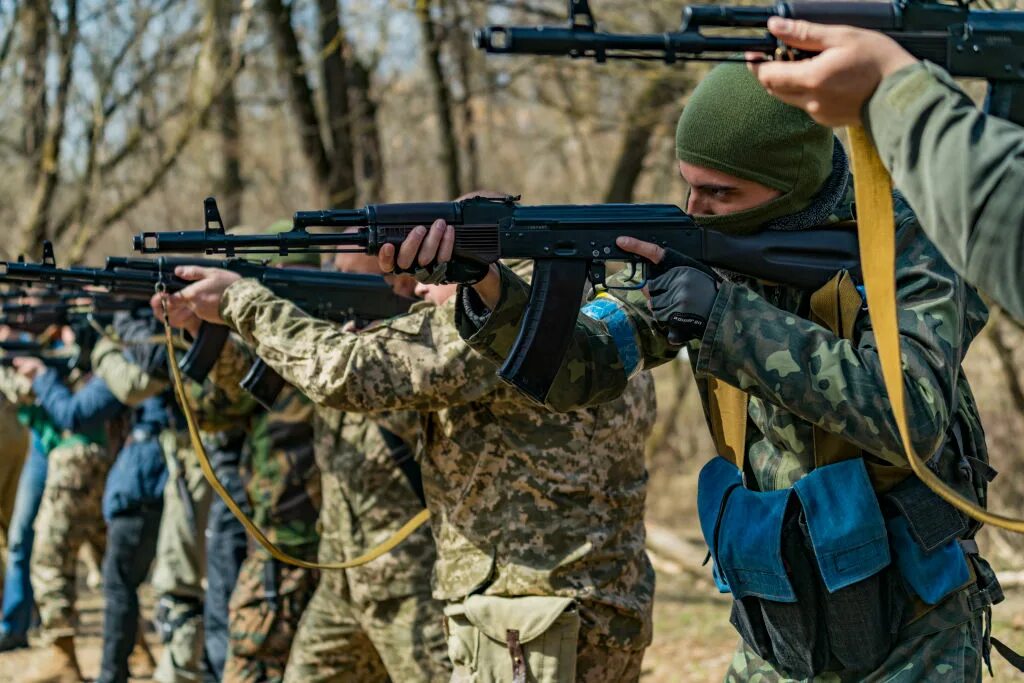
444, 62, 1002, 681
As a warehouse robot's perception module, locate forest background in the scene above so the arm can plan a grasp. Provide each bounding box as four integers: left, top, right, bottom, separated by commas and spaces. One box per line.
1, 0, 1023, 679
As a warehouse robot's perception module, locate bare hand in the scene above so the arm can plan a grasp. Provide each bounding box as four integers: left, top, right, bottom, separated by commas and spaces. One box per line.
616, 237, 666, 265
150, 267, 241, 327
749, 18, 917, 127
13, 357, 46, 380
376, 220, 455, 274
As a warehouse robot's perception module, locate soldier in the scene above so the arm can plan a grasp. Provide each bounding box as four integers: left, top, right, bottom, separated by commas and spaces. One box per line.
750, 17, 1024, 321
0, 364, 30, 606
413, 65, 1006, 680
194, 249, 450, 683
11, 334, 132, 683
156, 255, 657, 682
181, 244, 323, 683
0, 364, 40, 654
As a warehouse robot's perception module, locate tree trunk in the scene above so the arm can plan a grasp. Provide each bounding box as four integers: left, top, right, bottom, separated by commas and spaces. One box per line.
20, 0, 49, 184
416, 0, 461, 199
348, 55, 385, 202
209, 0, 243, 227
317, 0, 357, 208
604, 72, 692, 203
20, 0, 77, 257
450, 0, 480, 191
264, 0, 332, 205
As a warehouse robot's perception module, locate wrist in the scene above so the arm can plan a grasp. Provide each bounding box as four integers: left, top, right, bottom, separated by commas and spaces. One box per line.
471, 265, 502, 309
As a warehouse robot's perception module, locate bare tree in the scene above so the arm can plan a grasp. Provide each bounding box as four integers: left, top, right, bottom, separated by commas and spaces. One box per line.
604, 71, 692, 203
19, 0, 48, 181
20, 0, 77, 256
416, 0, 461, 198
204, 0, 244, 227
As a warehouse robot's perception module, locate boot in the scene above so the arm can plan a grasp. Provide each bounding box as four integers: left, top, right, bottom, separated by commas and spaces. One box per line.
24, 636, 82, 683
128, 630, 156, 678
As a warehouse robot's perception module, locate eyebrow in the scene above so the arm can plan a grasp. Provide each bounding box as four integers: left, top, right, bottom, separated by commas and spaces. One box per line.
694, 183, 735, 193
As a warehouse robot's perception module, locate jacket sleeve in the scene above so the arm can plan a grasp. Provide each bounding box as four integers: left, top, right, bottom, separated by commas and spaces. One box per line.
865, 61, 1024, 321
31, 372, 126, 433
92, 338, 168, 407
220, 279, 500, 413
0, 365, 34, 405
455, 263, 677, 412
694, 218, 984, 465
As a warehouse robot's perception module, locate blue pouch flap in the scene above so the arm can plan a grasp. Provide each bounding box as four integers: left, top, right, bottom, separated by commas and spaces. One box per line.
887, 516, 970, 605
794, 458, 890, 594
697, 457, 743, 593
717, 486, 795, 602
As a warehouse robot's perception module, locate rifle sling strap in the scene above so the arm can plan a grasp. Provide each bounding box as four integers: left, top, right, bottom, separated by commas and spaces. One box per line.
160, 312, 430, 570
847, 124, 1024, 533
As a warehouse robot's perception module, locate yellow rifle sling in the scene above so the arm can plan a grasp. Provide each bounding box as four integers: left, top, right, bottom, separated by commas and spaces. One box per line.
160, 313, 431, 569
847, 124, 1024, 533
708, 377, 749, 470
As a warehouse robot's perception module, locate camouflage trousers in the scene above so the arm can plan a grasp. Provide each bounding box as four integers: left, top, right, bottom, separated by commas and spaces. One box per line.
152, 438, 212, 683
30, 441, 110, 642
724, 590, 985, 682
222, 555, 318, 683
0, 413, 29, 600
282, 564, 450, 683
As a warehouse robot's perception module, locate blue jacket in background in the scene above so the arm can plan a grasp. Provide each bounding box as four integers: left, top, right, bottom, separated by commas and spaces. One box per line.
31, 370, 125, 440
102, 395, 170, 520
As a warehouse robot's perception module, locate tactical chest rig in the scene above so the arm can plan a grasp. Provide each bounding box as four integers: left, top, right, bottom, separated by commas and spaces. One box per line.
699, 263, 1002, 678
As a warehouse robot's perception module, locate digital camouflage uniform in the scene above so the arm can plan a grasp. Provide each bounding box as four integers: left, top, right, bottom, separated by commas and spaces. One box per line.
218, 281, 657, 682
458, 187, 997, 681
865, 61, 1024, 321
208, 333, 451, 682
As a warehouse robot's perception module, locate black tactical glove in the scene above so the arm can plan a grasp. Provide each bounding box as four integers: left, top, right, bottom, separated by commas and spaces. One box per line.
648, 248, 723, 346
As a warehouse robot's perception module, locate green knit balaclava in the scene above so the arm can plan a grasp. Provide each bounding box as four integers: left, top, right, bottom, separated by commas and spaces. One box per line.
676, 64, 834, 234
261, 219, 321, 268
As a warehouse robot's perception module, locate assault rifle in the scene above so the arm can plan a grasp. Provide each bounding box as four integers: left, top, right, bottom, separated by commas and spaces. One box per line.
0, 351, 79, 372
133, 195, 860, 401
475, 0, 1024, 126
1, 241, 416, 405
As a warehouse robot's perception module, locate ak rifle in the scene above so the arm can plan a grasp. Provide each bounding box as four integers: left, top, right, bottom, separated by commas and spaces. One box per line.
1, 242, 415, 405
133, 196, 860, 402
475, 0, 1024, 126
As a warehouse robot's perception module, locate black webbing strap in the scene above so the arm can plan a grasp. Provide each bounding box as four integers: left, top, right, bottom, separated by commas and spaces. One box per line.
378, 427, 426, 507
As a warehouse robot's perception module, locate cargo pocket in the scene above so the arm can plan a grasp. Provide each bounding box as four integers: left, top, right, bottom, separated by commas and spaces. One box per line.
444, 596, 579, 683
885, 477, 971, 606
228, 561, 313, 659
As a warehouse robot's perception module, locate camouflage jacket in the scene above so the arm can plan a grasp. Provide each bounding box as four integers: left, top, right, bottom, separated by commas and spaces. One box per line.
866, 61, 1024, 322
210, 336, 434, 597
220, 283, 657, 648
458, 195, 988, 493
206, 338, 320, 556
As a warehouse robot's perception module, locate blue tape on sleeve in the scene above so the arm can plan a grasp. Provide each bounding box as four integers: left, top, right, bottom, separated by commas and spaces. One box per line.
581, 296, 641, 376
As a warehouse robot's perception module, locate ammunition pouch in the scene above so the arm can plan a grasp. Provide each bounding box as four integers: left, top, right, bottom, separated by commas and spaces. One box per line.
443, 596, 579, 683
698, 455, 981, 679
239, 360, 286, 410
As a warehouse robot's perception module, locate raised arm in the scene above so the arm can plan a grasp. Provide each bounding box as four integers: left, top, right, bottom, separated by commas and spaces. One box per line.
220, 279, 500, 413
